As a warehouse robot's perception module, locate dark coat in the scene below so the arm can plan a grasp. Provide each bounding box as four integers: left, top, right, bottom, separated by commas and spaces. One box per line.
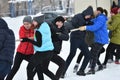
0, 18, 15, 65
70, 6, 93, 39
49, 21, 69, 54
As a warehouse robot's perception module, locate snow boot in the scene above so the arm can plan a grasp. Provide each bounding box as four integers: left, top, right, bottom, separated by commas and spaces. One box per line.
77, 70, 86, 76
87, 69, 95, 74
97, 65, 103, 71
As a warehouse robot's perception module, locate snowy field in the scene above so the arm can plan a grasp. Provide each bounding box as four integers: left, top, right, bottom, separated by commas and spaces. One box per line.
3, 16, 120, 80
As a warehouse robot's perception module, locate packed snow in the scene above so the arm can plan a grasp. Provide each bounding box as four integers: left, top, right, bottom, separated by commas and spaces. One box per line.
3, 16, 120, 80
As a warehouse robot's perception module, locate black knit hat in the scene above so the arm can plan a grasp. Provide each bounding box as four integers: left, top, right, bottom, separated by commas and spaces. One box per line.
54, 16, 65, 23
33, 14, 45, 24
23, 16, 32, 23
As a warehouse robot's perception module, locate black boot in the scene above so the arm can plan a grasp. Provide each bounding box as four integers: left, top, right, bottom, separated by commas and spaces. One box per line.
87, 69, 95, 74
97, 65, 103, 71
77, 70, 86, 76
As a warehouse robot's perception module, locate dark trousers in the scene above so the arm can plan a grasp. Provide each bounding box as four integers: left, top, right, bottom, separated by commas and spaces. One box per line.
6, 52, 33, 80
0, 61, 11, 80
103, 42, 120, 65
51, 54, 65, 80
90, 43, 104, 69
27, 51, 57, 80
76, 47, 105, 65
63, 38, 90, 74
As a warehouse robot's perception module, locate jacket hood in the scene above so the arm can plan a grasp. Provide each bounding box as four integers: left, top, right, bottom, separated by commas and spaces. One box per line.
0, 18, 9, 29
82, 6, 94, 16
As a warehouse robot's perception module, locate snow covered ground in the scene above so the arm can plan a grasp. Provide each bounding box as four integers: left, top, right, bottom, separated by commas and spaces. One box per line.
3, 16, 120, 80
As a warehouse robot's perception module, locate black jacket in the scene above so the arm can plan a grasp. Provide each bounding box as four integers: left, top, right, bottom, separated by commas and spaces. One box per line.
70, 6, 93, 39
49, 21, 69, 54
0, 18, 15, 64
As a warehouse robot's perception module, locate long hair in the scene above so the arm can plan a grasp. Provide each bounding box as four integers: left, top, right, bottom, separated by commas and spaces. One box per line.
97, 7, 108, 17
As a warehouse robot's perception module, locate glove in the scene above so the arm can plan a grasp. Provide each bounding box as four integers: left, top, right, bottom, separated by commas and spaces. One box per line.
21, 38, 30, 42
78, 26, 86, 31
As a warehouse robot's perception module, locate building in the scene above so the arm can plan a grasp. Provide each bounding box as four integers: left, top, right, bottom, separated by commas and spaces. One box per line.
0, 0, 9, 17
0, 0, 119, 17
74, 0, 120, 17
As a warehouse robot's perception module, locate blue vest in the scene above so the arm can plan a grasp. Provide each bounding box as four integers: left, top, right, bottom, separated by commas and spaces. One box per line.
34, 22, 54, 52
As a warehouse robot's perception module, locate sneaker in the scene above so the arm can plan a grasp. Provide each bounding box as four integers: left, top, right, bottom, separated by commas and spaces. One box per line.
87, 69, 95, 74
77, 70, 86, 76
107, 59, 113, 63
73, 64, 79, 73
97, 65, 103, 71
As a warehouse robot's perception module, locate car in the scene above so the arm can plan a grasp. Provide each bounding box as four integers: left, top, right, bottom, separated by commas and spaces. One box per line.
43, 12, 59, 22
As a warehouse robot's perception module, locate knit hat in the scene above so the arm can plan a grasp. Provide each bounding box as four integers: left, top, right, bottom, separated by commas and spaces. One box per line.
33, 14, 45, 24
23, 16, 32, 23
54, 16, 65, 23
111, 7, 119, 14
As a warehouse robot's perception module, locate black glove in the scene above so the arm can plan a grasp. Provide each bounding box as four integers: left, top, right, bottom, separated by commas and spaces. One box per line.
21, 38, 30, 42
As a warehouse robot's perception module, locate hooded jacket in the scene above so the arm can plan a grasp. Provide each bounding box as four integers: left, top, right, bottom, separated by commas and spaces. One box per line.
86, 13, 109, 44
70, 6, 94, 39
0, 18, 15, 64
108, 14, 120, 44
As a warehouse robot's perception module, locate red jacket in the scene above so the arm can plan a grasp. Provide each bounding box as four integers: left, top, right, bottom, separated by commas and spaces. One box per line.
17, 25, 34, 55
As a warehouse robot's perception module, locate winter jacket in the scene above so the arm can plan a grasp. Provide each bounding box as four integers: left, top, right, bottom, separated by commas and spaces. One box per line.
108, 14, 120, 45
17, 25, 34, 55
34, 22, 54, 52
70, 6, 94, 39
49, 21, 69, 54
0, 18, 15, 64
86, 13, 109, 44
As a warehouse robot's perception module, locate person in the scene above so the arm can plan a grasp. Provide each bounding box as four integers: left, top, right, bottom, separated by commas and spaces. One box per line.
79, 7, 109, 74
61, 6, 94, 78
73, 47, 105, 73
103, 7, 120, 67
48, 16, 69, 80
6, 16, 34, 80
0, 18, 15, 80
21, 14, 57, 80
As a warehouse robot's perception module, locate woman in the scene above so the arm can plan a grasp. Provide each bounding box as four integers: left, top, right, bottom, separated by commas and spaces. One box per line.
21, 15, 57, 80
6, 16, 34, 80
49, 16, 69, 80
103, 7, 120, 66
61, 6, 93, 78
79, 7, 109, 74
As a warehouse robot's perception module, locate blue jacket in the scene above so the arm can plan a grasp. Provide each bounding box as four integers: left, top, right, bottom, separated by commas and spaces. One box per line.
34, 22, 54, 52
0, 18, 15, 64
86, 14, 109, 44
